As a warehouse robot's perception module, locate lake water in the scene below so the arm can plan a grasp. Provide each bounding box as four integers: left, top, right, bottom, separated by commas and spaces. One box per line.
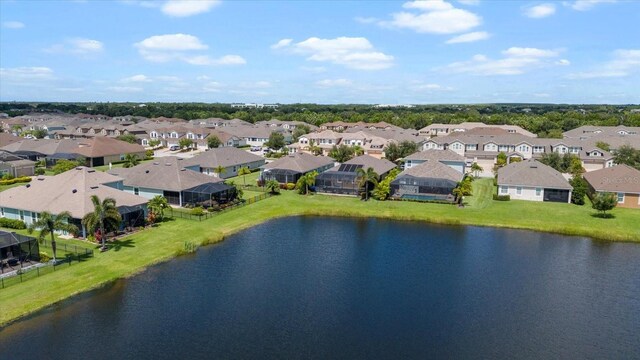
1, 217, 639, 359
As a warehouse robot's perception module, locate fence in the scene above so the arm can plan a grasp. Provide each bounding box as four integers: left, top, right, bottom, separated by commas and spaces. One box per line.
0, 241, 94, 290
167, 192, 272, 221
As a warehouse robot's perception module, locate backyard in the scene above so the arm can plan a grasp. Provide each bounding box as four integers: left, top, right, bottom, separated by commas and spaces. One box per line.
1, 178, 639, 325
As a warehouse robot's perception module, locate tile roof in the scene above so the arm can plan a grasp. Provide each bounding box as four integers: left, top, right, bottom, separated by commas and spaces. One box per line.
396, 160, 464, 183
262, 153, 334, 173
183, 147, 264, 168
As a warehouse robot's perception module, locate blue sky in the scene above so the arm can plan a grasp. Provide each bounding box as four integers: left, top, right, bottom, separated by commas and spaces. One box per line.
1, 0, 638, 104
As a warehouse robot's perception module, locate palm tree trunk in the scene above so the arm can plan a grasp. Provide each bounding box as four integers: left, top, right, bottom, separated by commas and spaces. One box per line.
50, 231, 57, 263
100, 216, 106, 251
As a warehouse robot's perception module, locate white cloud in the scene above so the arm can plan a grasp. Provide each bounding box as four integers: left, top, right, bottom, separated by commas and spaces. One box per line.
380, 0, 482, 34
134, 34, 245, 66
135, 34, 207, 52
446, 31, 490, 44
354, 16, 378, 24
567, 49, 640, 79
556, 59, 571, 65
45, 38, 104, 54
2, 21, 25, 29
441, 47, 563, 75
409, 81, 454, 91
107, 86, 143, 92
524, 3, 556, 18
161, 0, 220, 17
121, 74, 152, 83
273, 36, 394, 70
0, 67, 54, 82
271, 39, 292, 49
316, 79, 353, 87
458, 0, 480, 5
567, 0, 616, 11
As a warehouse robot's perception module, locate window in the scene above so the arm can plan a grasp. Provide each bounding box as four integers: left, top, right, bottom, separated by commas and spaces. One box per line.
134, 188, 140, 195
19, 210, 24, 221
500, 186, 508, 194
536, 188, 541, 196
516, 187, 522, 195
0, 207, 4, 217
617, 193, 624, 203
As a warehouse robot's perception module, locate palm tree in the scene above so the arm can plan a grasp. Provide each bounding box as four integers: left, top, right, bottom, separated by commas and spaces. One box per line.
27, 211, 78, 263
213, 165, 226, 178
470, 162, 483, 178
356, 167, 379, 201
308, 139, 322, 156
122, 153, 140, 168
82, 195, 122, 251
265, 179, 280, 194
147, 195, 169, 222
238, 166, 252, 186
353, 145, 365, 156
296, 171, 318, 195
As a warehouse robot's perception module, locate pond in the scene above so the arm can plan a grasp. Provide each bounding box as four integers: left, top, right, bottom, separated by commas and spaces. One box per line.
1, 217, 639, 359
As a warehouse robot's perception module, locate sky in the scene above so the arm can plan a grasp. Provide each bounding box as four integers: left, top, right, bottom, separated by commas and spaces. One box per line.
0, 0, 639, 104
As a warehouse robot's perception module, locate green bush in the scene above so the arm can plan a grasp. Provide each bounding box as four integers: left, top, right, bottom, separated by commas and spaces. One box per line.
2, 173, 15, 180
0, 217, 27, 229
286, 183, 295, 190
190, 206, 205, 216
145, 149, 154, 159
493, 194, 511, 201
34, 168, 46, 175
0, 176, 31, 185
39, 251, 51, 262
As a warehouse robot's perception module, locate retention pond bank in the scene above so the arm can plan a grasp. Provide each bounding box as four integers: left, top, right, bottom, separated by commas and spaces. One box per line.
1, 217, 639, 359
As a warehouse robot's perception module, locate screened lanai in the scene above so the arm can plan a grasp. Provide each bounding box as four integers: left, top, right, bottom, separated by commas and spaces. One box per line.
315, 164, 364, 195
260, 168, 303, 184
0, 231, 40, 273
390, 175, 458, 202
181, 182, 237, 207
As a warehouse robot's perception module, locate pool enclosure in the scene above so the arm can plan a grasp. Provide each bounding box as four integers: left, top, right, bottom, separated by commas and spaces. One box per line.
181, 182, 237, 207
315, 164, 364, 195
0, 231, 40, 273
390, 175, 458, 202
260, 169, 304, 184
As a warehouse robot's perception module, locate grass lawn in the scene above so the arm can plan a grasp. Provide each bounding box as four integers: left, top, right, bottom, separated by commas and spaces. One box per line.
226, 170, 261, 187
92, 159, 153, 172
1, 178, 638, 325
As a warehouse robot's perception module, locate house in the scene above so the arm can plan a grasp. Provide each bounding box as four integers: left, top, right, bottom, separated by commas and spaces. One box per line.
73, 137, 147, 167
418, 122, 537, 138
403, 149, 466, 173
315, 155, 397, 195
108, 157, 237, 207
0, 167, 148, 238
0, 150, 36, 177
183, 147, 265, 178
497, 159, 572, 202
583, 165, 640, 209
390, 160, 464, 202
260, 153, 334, 184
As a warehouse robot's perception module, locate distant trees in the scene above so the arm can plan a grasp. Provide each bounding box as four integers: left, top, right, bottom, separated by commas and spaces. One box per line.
329, 145, 355, 163
595, 141, 610, 152
207, 135, 222, 149
292, 124, 311, 141
384, 141, 419, 162
613, 145, 640, 170
265, 132, 285, 150
540, 153, 583, 173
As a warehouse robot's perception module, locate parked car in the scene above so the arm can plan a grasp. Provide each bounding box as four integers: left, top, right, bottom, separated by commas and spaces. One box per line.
250, 146, 262, 152
169, 145, 180, 151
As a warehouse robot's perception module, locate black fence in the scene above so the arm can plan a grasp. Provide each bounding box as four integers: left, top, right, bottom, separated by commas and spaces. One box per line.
0, 241, 94, 290
167, 192, 272, 221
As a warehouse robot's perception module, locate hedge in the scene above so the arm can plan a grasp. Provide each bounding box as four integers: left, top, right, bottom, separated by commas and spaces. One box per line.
493, 194, 511, 201
0, 217, 27, 229
0, 176, 32, 186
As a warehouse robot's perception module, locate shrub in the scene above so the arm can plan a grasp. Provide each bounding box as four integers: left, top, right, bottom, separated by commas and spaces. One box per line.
0, 217, 27, 229
190, 206, 205, 216
493, 194, 511, 201
39, 251, 51, 262
34, 168, 45, 175
286, 183, 295, 190
145, 149, 154, 159
0, 176, 32, 185
2, 173, 15, 180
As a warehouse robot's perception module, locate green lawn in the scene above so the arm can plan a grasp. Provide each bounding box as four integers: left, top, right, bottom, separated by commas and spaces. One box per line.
0, 183, 26, 192
92, 159, 153, 172
1, 179, 638, 325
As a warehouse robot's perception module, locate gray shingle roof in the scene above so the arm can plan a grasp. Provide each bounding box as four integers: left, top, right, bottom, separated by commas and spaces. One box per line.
183, 147, 264, 169
583, 165, 640, 193
404, 149, 465, 162
262, 153, 334, 173
497, 159, 572, 190
342, 155, 397, 175
108, 157, 224, 192
397, 160, 464, 183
